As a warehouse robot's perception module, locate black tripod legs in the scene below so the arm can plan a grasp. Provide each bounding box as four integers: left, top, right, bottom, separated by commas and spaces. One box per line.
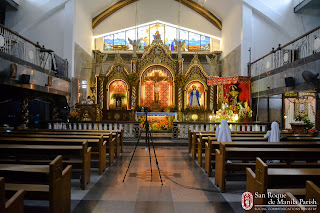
122, 129, 142, 182
149, 131, 163, 185
146, 130, 153, 181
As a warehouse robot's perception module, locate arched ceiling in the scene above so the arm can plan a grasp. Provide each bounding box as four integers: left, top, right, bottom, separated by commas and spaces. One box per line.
81, 0, 240, 30
92, 0, 222, 30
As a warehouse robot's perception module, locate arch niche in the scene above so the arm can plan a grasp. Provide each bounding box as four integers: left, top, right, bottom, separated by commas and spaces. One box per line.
107, 79, 129, 110
139, 65, 174, 109
184, 80, 207, 109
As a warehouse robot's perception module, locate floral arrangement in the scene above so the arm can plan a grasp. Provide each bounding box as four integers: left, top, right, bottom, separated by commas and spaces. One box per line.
175, 73, 187, 88
214, 101, 252, 122
110, 104, 127, 110
68, 111, 80, 122
137, 116, 174, 131
164, 105, 177, 112
237, 101, 252, 122
214, 107, 235, 122
128, 73, 139, 85
185, 105, 206, 113
111, 93, 126, 100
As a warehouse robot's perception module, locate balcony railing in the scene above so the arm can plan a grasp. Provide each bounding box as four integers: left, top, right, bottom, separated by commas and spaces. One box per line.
0, 24, 68, 78
250, 25, 320, 78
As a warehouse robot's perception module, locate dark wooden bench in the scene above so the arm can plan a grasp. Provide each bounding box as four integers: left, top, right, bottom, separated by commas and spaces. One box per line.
16, 129, 124, 154
215, 146, 320, 192
0, 135, 110, 175
0, 155, 72, 213
246, 158, 320, 213
286, 181, 320, 213
0, 177, 25, 213
0, 142, 90, 190
2, 131, 118, 161
204, 141, 320, 176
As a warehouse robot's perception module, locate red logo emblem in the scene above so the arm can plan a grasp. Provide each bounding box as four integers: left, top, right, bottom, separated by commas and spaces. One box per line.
242, 192, 253, 210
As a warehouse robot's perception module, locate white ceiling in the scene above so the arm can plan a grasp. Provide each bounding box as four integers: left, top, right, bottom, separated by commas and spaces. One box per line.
81, 0, 241, 21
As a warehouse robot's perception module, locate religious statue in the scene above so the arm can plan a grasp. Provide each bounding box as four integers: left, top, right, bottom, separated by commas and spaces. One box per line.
228, 85, 239, 105
189, 86, 201, 107
173, 39, 186, 59
128, 38, 139, 58
139, 38, 145, 51
144, 71, 170, 111
206, 54, 219, 76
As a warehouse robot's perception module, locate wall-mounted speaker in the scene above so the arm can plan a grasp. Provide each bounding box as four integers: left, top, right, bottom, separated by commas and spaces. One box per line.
20, 74, 30, 84
285, 77, 295, 87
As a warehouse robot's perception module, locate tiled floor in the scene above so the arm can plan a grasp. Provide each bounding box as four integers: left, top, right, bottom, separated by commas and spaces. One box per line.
71, 146, 240, 213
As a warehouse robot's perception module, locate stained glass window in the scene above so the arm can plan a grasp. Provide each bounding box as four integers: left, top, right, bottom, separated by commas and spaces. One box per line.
189, 32, 200, 52
179, 29, 189, 51
138, 25, 150, 51
114, 32, 126, 50
201, 36, 210, 51
165, 25, 177, 51
103, 22, 214, 52
104, 35, 113, 50
125, 29, 136, 50
150, 23, 165, 43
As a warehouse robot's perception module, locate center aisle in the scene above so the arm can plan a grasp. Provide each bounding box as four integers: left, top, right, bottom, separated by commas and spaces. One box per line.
72, 146, 236, 213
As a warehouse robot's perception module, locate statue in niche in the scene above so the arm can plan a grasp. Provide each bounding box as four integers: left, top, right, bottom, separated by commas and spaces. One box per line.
128, 38, 139, 58
174, 39, 186, 59
228, 85, 239, 106
189, 86, 201, 107
206, 54, 220, 76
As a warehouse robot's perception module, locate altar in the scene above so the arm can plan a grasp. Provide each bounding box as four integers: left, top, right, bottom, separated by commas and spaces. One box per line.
136, 112, 177, 131
92, 32, 251, 123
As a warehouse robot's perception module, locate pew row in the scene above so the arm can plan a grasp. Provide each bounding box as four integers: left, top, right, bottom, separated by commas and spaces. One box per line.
0, 134, 113, 174
0, 142, 90, 190
286, 181, 320, 213
0, 156, 72, 213
15, 129, 124, 153
215, 145, 320, 192
0, 177, 25, 213
246, 158, 320, 213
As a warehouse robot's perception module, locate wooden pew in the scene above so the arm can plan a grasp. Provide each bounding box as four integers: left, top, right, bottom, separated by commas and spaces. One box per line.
286, 181, 320, 213
0, 142, 90, 190
0, 177, 25, 213
246, 158, 320, 213
16, 129, 124, 154
1, 131, 118, 161
0, 156, 72, 213
205, 141, 320, 176
215, 146, 320, 192
193, 132, 319, 163
196, 135, 268, 166
0, 136, 109, 175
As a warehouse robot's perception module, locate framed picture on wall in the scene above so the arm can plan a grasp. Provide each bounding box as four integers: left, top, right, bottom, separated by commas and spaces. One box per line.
295, 100, 308, 118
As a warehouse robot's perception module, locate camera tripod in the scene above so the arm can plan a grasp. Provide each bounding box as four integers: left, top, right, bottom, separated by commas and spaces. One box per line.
122, 108, 163, 185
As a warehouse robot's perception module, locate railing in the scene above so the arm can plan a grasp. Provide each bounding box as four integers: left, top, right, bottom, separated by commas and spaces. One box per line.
0, 24, 68, 78
48, 121, 140, 138
250, 26, 320, 78
172, 122, 270, 139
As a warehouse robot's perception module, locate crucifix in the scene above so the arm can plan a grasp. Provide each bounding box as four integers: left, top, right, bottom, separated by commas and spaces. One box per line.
144, 71, 170, 110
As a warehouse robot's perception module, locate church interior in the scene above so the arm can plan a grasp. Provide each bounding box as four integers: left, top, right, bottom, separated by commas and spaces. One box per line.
0, 0, 320, 212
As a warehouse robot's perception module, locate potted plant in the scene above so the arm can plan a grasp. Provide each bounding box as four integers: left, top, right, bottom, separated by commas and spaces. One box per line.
302, 117, 316, 136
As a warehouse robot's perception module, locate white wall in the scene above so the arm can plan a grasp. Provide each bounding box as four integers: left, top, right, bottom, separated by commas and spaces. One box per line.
74, 0, 94, 56
248, 0, 320, 61
220, 4, 242, 58
92, 0, 221, 39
